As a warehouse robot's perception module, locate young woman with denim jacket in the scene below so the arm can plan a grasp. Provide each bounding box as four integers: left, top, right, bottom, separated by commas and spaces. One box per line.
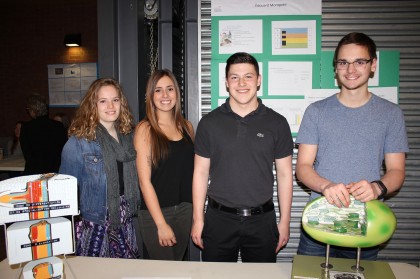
60, 78, 141, 258
134, 70, 194, 260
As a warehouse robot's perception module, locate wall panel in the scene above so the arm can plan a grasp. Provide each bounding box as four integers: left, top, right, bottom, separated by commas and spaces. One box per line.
199, 0, 420, 265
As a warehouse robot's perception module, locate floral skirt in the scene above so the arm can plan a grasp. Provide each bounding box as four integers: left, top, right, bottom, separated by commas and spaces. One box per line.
75, 196, 139, 258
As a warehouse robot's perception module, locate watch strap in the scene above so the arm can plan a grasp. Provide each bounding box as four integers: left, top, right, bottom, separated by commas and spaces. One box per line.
371, 180, 387, 200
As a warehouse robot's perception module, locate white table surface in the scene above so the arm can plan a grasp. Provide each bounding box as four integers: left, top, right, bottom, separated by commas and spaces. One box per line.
1, 256, 419, 279
3, 256, 290, 279
0, 155, 24, 171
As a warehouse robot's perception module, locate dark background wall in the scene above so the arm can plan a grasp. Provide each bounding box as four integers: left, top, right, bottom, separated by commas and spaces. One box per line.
0, 0, 98, 137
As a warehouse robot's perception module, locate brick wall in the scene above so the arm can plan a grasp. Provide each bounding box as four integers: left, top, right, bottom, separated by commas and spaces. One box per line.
0, 0, 98, 136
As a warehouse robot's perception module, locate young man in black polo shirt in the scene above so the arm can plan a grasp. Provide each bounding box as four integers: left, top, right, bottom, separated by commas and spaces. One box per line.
191, 52, 294, 262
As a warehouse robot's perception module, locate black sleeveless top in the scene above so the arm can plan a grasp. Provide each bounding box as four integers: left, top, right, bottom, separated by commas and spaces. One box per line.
140, 132, 194, 210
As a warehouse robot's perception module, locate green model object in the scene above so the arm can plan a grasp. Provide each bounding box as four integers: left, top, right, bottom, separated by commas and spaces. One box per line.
302, 196, 396, 248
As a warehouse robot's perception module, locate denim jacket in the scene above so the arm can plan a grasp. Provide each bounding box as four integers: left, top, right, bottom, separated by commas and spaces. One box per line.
59, 136, 107, 224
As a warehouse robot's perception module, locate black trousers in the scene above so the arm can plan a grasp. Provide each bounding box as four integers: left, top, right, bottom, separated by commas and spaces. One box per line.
202, 206, 279, 262
139, 202, 192, 260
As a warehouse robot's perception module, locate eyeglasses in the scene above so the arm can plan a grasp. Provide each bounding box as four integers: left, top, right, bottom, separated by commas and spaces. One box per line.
335, 59, 372, 70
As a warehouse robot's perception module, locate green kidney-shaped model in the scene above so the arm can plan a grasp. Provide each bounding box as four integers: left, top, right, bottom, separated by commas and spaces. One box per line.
302, 196, 396, 248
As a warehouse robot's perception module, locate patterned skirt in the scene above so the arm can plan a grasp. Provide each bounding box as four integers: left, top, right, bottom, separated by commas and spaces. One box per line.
75, 196, 139, 258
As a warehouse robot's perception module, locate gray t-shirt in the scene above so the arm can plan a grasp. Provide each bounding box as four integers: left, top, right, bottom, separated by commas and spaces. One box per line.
296, 93, 409, 199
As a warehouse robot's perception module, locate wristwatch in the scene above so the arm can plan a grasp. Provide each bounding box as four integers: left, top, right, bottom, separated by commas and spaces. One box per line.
371, 180, 387, 200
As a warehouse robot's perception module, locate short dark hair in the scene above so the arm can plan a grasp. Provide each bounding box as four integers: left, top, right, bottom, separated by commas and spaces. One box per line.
333, 32, 377, 66
225, 52, 259, 78
26, 94, 48, 117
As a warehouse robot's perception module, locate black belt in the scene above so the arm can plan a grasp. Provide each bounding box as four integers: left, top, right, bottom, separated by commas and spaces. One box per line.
208, 197, 274, 217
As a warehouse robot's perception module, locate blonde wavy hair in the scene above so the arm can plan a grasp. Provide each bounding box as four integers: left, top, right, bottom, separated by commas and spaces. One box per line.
69, 78, 134, 140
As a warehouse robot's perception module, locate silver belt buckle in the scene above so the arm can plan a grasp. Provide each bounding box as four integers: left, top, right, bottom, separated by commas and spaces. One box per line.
238, 209, 251, 216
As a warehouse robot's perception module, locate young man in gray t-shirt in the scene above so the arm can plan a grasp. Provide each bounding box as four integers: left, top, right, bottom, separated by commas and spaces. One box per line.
296, 32, 409, 260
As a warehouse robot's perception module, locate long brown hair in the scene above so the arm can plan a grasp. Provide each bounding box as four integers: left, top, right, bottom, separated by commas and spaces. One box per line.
69, 78, 134, 140
144, 69, 192, 168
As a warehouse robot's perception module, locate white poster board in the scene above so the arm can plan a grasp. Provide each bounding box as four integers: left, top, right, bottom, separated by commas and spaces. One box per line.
48, 63, 97, 107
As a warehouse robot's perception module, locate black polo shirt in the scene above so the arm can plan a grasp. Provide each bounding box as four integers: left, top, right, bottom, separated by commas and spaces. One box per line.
195, 98, 293, 208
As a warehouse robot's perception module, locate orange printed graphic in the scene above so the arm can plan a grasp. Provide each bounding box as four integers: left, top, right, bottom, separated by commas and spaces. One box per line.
29, 220, 53, 260
0, 173, 55, 219
32, 262, 54, 279
28, 180, 49, 219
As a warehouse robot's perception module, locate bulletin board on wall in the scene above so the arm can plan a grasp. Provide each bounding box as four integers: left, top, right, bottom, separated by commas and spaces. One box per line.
47, 63, 98, 107
210, 0, 399, 136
